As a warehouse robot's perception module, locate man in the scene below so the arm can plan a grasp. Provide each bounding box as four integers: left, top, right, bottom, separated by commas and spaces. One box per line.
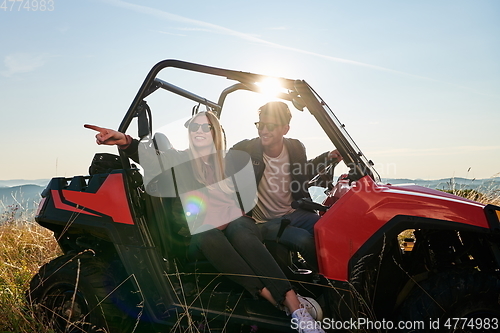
231, 101, 342, 271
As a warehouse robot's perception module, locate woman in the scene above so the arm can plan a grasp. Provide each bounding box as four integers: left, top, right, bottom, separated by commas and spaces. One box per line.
85, 111, 324, 333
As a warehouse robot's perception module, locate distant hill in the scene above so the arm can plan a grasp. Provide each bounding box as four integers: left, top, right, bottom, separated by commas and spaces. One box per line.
0, 179, 50, 187
382, 177, 500, 192
309, 177, 500, 203
0, 179, 49, 218
0, 184, 44, 211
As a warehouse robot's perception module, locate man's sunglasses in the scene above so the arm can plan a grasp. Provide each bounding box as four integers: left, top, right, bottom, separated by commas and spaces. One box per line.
189, 123, 213, 132
254, 122, 281, 131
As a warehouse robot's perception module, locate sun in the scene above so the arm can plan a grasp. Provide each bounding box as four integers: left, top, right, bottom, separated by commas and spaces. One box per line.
255, 77, 285, 99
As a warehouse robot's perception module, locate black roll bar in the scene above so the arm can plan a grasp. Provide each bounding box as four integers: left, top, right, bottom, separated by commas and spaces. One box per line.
154, 78, 220, 112
118, 59, 297, 133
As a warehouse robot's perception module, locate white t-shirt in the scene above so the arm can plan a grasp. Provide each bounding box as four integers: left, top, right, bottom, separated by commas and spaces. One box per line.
252, 145, 295, 223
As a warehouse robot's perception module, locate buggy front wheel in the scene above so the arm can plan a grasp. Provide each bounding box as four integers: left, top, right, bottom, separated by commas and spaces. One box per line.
27, 253, 139, 333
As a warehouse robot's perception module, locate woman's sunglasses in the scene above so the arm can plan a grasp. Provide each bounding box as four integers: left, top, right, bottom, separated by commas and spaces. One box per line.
189, 122, 213, 133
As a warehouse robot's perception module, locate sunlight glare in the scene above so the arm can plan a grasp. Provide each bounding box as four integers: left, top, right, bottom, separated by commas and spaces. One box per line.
255, 78, 284, 99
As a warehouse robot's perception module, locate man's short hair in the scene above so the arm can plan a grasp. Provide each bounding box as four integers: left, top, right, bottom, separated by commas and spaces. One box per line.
258, 101, 292, 125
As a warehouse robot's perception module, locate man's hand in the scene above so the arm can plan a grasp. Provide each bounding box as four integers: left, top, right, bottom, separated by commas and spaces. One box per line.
328, 149, 343, 163
84, 124, 129, 146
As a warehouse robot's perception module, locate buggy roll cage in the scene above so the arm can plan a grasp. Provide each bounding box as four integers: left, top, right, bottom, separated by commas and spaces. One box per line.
117, 59, 380, 182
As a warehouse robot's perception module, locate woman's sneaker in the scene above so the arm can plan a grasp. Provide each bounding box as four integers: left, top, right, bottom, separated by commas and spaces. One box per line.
291, 308, 325, 333
297, 295, 323, 321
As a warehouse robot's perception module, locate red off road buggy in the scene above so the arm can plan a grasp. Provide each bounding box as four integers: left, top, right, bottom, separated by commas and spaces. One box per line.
28, 60, 500, 332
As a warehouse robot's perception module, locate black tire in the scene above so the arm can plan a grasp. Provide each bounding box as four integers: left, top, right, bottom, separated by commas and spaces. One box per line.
396, 269, 500, 332
27, 252, 140, 333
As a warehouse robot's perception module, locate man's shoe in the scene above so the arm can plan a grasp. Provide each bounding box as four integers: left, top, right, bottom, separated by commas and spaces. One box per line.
297, 294, 323, 321
291, 308, 325, 333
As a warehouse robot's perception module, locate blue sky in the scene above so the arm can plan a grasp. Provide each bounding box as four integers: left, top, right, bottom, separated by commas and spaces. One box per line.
1, 0, 499, 181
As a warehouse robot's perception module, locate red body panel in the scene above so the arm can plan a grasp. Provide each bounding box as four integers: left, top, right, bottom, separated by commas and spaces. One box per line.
52, 190, 100, 217
52, 173, 134, 225
315, 176, 487, 281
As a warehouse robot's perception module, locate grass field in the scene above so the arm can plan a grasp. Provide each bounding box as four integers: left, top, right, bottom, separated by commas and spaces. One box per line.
0, 208, 61, 332
0, 182, 498, 332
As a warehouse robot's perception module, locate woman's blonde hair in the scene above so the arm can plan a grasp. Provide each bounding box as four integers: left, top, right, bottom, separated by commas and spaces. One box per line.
186, 111, 231, 192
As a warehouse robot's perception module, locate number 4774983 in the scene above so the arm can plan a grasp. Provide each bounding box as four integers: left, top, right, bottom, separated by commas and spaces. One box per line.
1, 0, 55, 11
444, 318, 499, 330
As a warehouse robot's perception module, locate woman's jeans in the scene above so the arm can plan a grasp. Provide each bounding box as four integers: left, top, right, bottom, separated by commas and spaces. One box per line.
188, 216, 292, 305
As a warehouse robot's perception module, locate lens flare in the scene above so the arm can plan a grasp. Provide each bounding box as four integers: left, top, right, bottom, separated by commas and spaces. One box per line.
183, 193, 206, 222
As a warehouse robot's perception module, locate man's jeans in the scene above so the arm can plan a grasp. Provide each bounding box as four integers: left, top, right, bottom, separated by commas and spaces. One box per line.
257, 209, 320, 271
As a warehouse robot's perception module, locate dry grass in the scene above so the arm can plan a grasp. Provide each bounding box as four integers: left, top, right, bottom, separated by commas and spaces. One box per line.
446, 174, 500, 206
0, 206, 61, 332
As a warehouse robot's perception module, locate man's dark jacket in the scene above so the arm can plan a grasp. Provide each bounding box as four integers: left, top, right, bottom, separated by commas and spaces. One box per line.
230, 137, 331, 202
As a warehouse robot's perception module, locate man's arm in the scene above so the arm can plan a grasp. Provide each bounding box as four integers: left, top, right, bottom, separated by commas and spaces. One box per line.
296, 137, 342, 178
